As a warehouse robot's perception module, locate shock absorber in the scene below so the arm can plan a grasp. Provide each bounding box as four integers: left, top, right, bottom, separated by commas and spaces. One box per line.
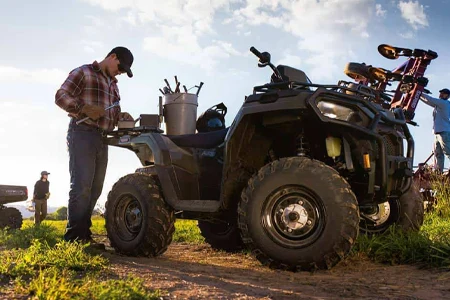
296, 131, 309, 157
269, 149, 277, 161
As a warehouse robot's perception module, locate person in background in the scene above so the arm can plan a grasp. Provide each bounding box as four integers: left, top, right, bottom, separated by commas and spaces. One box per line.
33, 171, 50, 225
55, 46, 134, 249
420, 88, 450, 173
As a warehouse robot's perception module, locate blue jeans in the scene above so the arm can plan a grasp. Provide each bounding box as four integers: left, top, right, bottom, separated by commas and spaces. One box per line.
64, 120, 108, 241
434, 131, 450, 173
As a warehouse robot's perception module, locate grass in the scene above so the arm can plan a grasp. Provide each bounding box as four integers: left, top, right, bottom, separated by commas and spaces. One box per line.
352, 180, 450, 269
21, 216, 204, 244
0, 217, 164, 299
173, 219, 205, 244
2, 187, 450, 297
0, 216, 201, 298
13, 269, 163, 300
22, 216, 106, 236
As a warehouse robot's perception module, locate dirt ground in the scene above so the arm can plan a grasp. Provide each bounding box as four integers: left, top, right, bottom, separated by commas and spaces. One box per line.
1, 235, 449, 299
102, 241, 450, 300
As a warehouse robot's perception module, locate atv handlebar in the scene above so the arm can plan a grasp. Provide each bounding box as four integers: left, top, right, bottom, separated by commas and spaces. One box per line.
250, 46, 263, 60
250, 46, 284, 81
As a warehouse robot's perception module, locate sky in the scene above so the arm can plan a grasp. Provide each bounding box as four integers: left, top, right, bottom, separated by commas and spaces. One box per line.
1, 0, 449, 209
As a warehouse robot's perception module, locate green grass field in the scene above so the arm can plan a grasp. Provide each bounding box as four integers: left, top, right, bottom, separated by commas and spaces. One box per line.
21, 217, 204, 244
2, 184, 450, 298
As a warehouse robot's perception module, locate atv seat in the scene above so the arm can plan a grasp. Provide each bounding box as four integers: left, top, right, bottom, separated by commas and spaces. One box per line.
166, 128, 229, 149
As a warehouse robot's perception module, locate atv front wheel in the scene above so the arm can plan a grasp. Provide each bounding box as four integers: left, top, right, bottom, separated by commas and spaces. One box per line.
105, 173, 175, 256
238, 157, 359, 271
359, 184, 424, 234
198, 220, 244, 252
0, 207, 22, 230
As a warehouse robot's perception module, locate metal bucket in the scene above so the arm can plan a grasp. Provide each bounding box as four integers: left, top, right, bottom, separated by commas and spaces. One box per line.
163, 93, 198, 135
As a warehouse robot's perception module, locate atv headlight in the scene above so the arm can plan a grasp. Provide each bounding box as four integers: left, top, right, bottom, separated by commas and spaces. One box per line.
317, 101, 357, 121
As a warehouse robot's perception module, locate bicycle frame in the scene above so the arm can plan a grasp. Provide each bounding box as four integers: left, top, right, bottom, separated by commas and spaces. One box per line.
350, 45, 438, 122
388, 51, 437, 121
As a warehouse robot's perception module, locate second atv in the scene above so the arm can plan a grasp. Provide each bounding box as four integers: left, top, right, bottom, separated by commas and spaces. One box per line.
0, 184, 28, 230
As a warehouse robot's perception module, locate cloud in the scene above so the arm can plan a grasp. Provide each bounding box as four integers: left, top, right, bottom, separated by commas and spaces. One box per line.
80, 0, 381, 79
0, 66, 67, 85
376, 3, 387, 17
400, 31, 414, 39
81, 40, 104, 53
228, 0, 376, 80
81, 0, 129, 11
398, 1, 428, 30
82, 0, 236, 34
82, 0, 241, 70
143, 25, 243, 72
277, 53, 302, 70
225, 0, 286, 28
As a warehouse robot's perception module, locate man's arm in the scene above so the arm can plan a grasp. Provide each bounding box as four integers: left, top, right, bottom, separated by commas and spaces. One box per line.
55, 67, 86, 117
420, 93, 446, 109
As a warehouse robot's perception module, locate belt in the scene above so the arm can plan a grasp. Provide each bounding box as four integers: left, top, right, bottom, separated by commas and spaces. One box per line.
70, 118, 108, 136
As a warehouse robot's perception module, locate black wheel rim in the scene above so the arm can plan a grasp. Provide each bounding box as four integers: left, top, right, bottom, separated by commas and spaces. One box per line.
261, 185, 326, 248
360, 199, 400, 233
113, 194, 143, 241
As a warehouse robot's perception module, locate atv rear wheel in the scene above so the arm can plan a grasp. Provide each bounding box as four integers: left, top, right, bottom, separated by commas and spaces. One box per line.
198, 220, 244, 252
105, 173, 175, 256
359, 184, 424, 234
0, 207, 22, 230
238, 157, 359, 271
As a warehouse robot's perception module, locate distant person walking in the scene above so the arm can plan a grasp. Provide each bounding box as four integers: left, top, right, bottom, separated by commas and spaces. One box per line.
33, 171, 50, 225
420, 88, 450, 173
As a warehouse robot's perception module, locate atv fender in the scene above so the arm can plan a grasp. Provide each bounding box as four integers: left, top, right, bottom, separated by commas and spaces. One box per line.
108, 133, 221, 212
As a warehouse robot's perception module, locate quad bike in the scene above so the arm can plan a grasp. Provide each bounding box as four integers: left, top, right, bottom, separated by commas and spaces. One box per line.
0, 185, 28, 229
104, 44, 430, 270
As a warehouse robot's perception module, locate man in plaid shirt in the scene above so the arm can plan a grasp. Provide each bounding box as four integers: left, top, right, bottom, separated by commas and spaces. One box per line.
55, 46, 134, 248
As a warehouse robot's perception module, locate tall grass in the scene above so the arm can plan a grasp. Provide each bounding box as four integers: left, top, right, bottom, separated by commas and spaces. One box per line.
353, 178, 450, 269
0, 218, 164, 299
173, 219, 204, 244
14, 269, 163, 300
22, 216, 105, 236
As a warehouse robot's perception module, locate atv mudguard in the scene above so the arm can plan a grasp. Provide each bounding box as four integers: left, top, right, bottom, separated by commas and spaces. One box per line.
107, 133, 222, 212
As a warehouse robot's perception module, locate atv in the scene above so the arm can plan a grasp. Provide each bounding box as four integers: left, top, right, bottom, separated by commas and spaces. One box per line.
0, 185, 28, 229
104, 44, 430, 270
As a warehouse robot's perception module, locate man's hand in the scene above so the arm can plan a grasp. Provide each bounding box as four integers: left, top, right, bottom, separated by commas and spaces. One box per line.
119, 112, 134, 121
80, 104, 105, 120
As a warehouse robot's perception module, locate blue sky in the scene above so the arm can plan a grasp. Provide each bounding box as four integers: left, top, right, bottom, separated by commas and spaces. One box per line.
1, 0, 448, 208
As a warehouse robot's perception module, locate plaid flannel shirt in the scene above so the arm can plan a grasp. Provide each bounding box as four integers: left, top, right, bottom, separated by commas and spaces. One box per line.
55, 61, 121, 131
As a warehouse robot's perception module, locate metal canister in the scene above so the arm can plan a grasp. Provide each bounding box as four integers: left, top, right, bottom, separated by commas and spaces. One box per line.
163, 93, 198, 135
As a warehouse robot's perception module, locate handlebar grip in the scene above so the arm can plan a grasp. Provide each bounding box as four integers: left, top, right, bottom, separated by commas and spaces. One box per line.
250, 46, 263, 59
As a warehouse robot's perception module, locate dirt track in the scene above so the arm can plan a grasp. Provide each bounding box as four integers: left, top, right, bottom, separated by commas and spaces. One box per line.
102, 242, 450, 300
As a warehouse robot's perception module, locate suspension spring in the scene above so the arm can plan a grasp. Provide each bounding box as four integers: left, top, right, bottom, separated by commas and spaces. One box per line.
296, 132, 309, 157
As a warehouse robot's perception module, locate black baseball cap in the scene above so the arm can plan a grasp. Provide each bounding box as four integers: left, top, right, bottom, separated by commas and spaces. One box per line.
108, 46, 134, 78
41, 171, 50, 175
439, 88, 450, 94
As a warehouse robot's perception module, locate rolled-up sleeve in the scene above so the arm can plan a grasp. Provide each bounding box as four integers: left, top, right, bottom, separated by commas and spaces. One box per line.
55, 67, 85, 116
